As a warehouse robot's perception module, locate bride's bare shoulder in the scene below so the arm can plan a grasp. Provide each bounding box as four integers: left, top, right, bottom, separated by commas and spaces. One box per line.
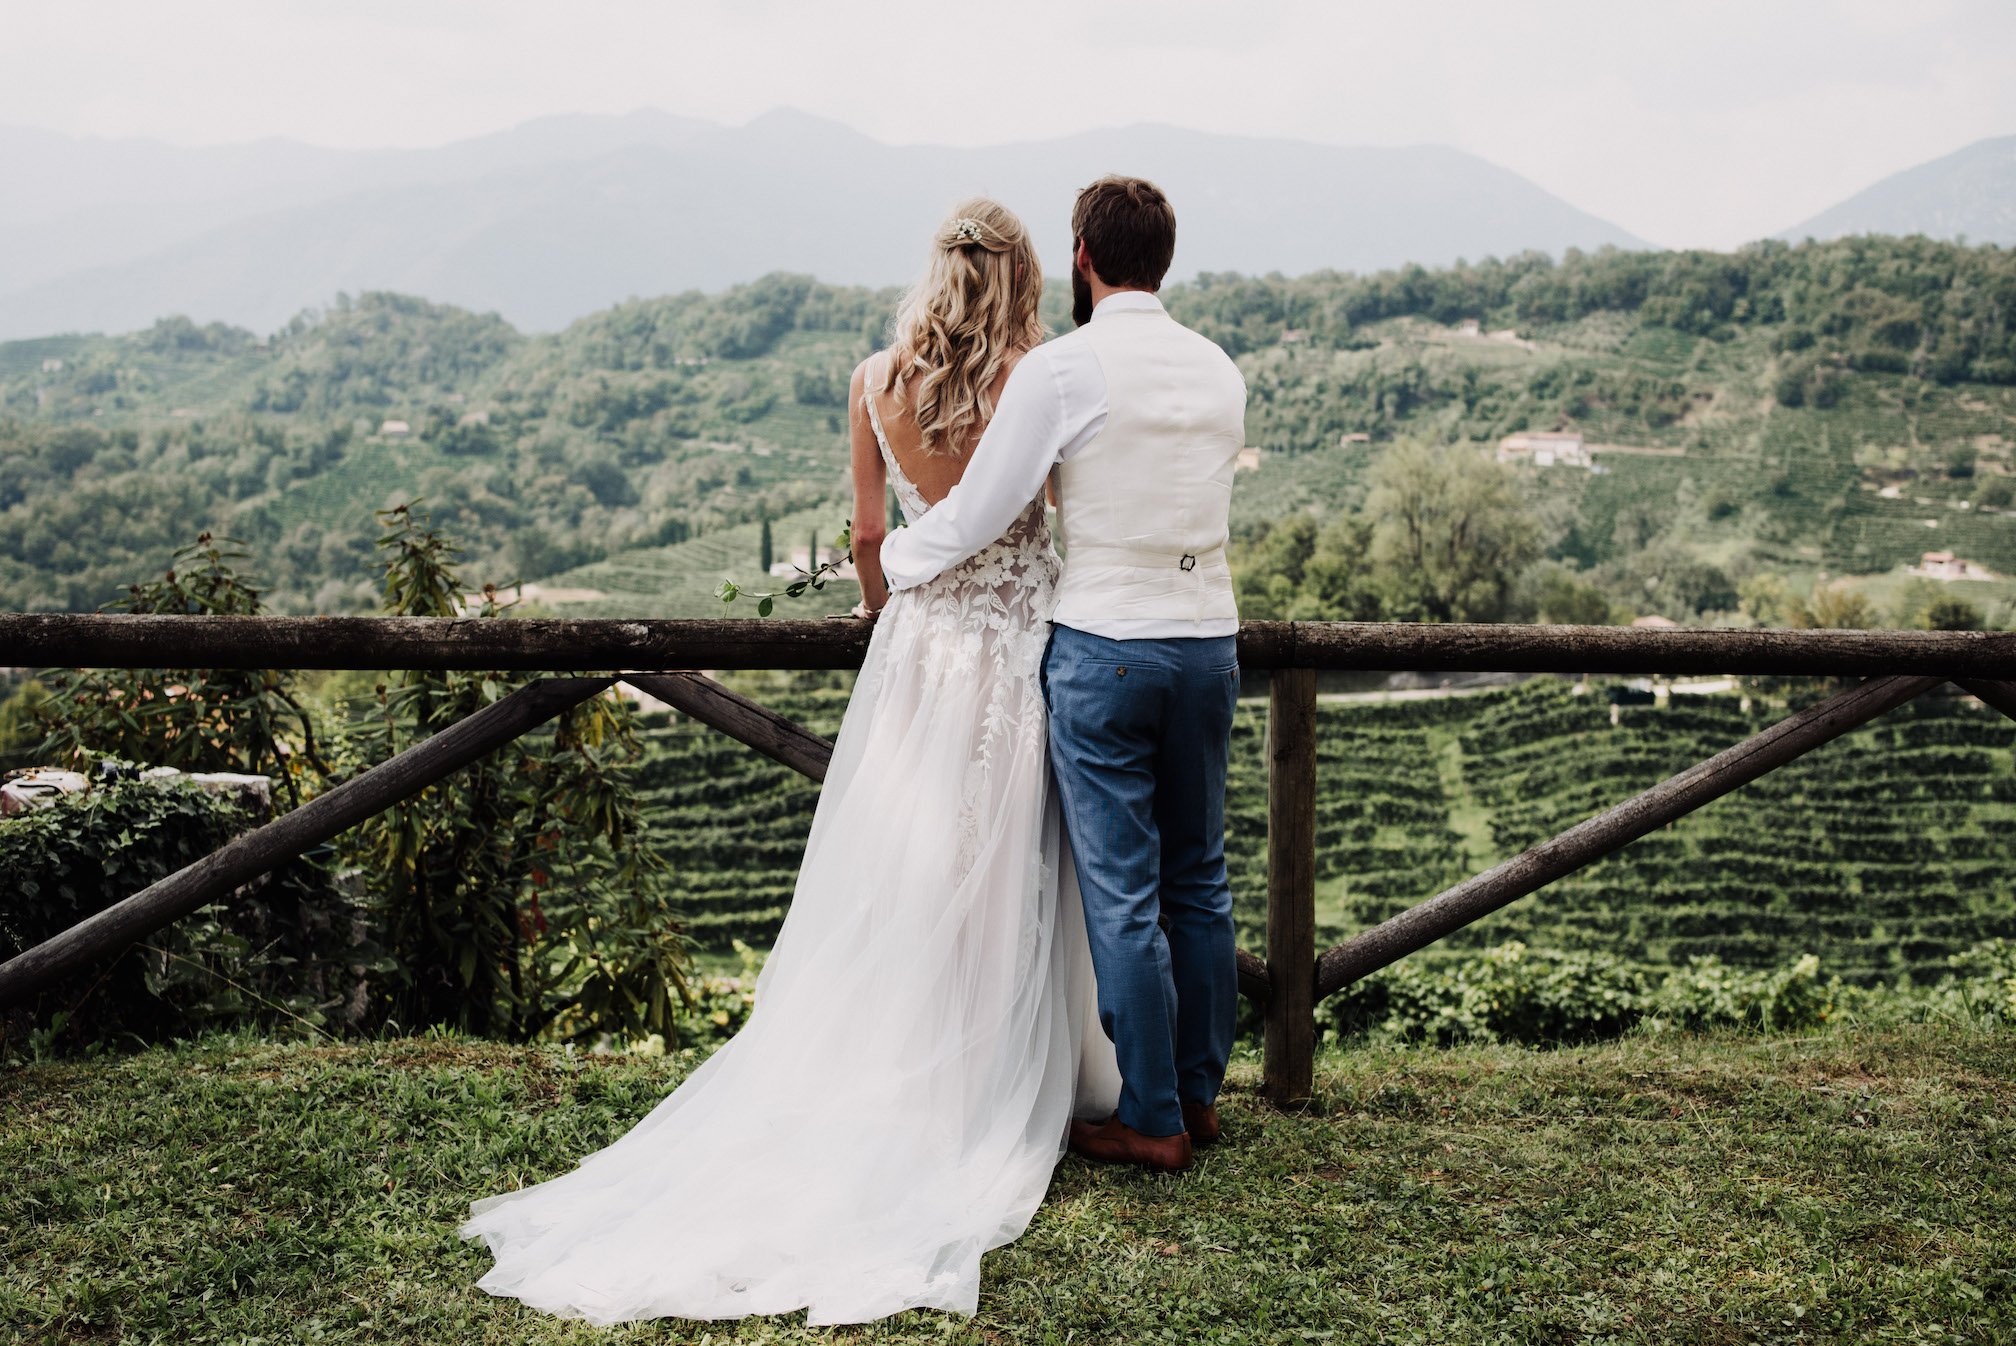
854, 349, 894, 395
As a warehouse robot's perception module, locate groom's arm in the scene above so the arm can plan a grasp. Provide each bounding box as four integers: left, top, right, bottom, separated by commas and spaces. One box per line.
879, 344, 1104, 591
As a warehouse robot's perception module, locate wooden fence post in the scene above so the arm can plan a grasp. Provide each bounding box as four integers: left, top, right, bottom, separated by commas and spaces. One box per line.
1264, 666, 1318, 1107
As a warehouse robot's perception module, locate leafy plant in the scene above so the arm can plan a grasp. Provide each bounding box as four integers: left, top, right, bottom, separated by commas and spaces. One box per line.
0, 776, 364, 1051
340, 503, 689, 1043
0, 679, 51, 771
36, 532, 325, 805
1329, 942, 1650, 1046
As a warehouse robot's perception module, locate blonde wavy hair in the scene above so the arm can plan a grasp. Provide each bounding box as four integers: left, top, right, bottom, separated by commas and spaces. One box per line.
887, 198, 1044, 456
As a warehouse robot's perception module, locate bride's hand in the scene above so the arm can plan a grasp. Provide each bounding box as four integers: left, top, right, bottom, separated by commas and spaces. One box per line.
851, 601, 881, 622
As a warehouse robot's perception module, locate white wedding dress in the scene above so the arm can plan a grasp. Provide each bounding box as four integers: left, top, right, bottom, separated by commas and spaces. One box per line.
461, 379, 1121, 1326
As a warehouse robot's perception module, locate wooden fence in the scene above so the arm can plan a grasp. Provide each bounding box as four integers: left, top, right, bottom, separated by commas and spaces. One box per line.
4, 614, 2016, 1104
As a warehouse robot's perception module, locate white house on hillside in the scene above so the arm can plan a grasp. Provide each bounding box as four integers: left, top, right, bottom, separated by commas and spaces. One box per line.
1498, 431, 1592, 469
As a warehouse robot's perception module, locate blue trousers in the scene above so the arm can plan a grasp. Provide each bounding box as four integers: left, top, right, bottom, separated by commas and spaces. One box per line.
1042, 624, 1240, 1138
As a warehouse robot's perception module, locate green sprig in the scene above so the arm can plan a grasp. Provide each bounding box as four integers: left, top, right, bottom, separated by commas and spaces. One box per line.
716, 521, 855, 618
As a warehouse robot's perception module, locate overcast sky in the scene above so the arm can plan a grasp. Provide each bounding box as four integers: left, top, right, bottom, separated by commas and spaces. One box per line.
6, 0, 2014, 250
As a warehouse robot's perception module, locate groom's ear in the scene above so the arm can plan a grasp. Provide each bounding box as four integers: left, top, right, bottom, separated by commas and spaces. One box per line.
1073, 238, 1096, 284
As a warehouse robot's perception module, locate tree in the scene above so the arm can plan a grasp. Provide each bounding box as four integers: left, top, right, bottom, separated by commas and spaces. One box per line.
1529, 565, 1615, 625
759, 515, 773, 573
1974, 475, 2015, 510
1922, 595, 1985, 631
1366, 439, 1541, 623
1796, 581, 1875, 630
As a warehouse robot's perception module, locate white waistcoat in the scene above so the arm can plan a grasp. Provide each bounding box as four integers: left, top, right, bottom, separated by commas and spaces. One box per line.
1051, 308, 1248, 628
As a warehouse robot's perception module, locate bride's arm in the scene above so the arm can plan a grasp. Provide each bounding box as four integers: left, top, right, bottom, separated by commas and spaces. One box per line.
847, 361, 890, 615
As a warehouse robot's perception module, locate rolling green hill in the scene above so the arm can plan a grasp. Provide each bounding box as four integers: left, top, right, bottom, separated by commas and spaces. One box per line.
5, 235, 2015, 626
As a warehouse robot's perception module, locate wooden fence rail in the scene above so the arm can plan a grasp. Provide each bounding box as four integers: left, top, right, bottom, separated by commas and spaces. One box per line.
3, 616, 2013, 1105
9, 612, 2016, 675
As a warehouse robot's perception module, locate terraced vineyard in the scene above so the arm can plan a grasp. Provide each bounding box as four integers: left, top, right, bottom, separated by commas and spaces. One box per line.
639, 679, 2016, 983
1446, 682, 2016, 983
633, 690, 853, 951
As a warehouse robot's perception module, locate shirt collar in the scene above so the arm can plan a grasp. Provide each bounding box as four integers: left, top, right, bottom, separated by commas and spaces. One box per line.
1092, 290, 1165, 319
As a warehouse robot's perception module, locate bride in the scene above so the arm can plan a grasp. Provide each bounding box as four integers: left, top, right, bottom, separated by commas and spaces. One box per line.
462, 197, 1119, 1327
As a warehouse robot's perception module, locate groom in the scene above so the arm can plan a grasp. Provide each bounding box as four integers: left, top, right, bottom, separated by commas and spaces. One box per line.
879, 175, 1247, 1172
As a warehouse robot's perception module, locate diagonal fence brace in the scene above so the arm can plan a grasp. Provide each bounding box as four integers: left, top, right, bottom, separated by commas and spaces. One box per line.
1311, 673, 1944, 1003
0, 677, 613, 1010
622, 672, 835, 782
1957, 678, 2016, 723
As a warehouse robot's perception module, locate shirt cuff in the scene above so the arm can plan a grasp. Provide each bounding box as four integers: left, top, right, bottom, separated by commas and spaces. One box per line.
878, 530, 927, 592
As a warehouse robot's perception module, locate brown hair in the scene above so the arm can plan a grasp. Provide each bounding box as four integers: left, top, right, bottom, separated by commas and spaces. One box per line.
1071, 175, 1176, 291
887, 197, 1045, 456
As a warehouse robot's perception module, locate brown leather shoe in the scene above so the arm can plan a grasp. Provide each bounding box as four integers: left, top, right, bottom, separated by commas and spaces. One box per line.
1182, 1101, 1221, 1145
1068, 1116, 1193, 1172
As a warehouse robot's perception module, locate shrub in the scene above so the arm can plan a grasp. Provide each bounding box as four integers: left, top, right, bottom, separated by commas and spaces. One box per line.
17, 508, 690, 1055
36, 532, 325, 806
1922, 595, 1985, 631
0, 776, 369, 1051
1325, 944, 1865, 1045
1329, 942, 1650, 1046
1649, 953, 1836, 1031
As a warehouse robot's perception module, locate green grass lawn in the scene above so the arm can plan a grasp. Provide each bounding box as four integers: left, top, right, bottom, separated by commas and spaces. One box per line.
4, 1024, 2011, 1344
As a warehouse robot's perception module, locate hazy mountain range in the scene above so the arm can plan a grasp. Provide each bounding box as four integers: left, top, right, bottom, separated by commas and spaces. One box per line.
3, 111, 2011, 343
0, 110, 1650, 339
1781, 134, 2016, 248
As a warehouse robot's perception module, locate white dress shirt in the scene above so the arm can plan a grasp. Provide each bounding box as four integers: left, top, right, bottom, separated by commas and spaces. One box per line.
878, 291, 1240, 641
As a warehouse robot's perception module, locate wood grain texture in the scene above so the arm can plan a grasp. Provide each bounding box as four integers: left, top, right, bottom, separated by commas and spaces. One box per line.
1957, 678, 2016, 723
10, 613, 2016, 676
622, 672, 834, 782
1235, 948, 1271, 1010
0, 678, 612, 1009
1311, 674, 1942, 1002
1264, 667, 1319, 1107
1247, 622, 2016, 674
0, 614, 875, 672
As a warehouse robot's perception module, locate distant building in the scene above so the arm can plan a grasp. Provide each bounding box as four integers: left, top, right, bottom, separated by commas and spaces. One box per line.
40, 358, 62, 373
1236, 446, 1262, 472
1914, 550, 1997, 581
379, 419, 411, 437
1339, 432, 1371, 446
1922, 550, 1962, 578
1280, 329, 1310, 345
1498, 431, 1592, 469
1630, 615, 1679, 628
457, 411, 490, 427
1453, 319, 1481, 337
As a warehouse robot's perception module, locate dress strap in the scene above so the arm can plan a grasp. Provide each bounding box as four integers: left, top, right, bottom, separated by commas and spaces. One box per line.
862, 351, 892, 396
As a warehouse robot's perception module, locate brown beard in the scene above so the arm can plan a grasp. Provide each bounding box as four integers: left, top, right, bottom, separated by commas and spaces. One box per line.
1071, 261, 1094, 329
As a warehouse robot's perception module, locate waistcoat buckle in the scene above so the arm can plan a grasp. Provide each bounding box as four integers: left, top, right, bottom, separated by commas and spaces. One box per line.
1179, 553, 1197, 572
